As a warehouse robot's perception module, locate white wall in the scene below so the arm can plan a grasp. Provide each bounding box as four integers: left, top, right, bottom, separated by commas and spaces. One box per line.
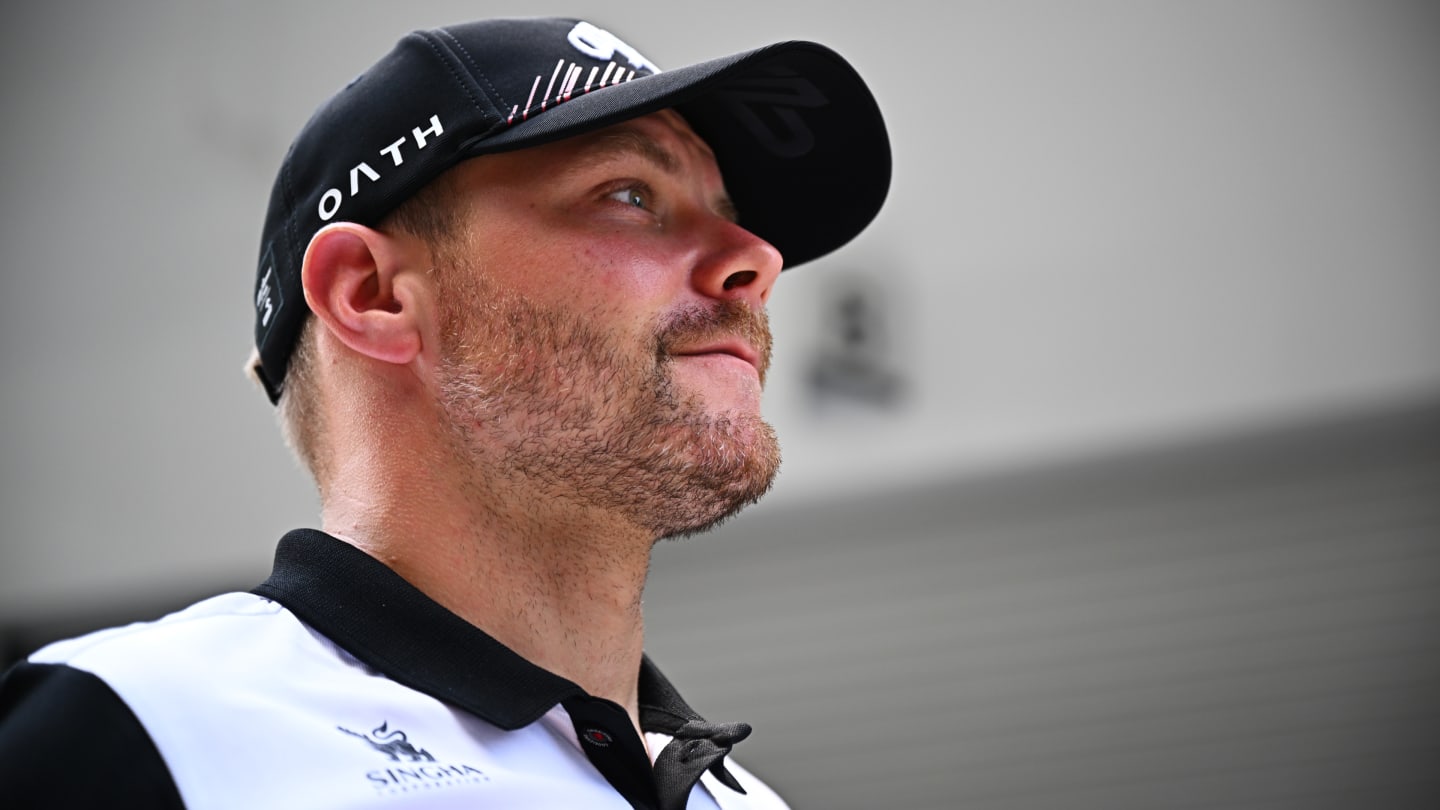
2, 1, 1438, 616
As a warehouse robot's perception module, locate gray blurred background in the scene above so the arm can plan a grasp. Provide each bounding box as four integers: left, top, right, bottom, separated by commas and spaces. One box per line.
2, 1, 1437, 808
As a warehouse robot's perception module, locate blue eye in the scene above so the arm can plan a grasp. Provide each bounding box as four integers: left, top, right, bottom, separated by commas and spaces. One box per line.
607, 186, 650, 210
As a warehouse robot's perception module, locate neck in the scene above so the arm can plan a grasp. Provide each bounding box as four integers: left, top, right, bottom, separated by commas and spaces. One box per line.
319, 401, 657, 735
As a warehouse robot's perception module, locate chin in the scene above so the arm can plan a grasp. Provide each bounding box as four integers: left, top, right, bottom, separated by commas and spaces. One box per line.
646, 413, 782, 541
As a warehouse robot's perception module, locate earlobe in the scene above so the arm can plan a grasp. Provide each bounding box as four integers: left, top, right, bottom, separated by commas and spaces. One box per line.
301, 223, 424, 366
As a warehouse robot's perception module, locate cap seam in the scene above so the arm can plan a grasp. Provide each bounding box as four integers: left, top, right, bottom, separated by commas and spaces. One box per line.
412, 29, 491, 121
432, 27, 513, 115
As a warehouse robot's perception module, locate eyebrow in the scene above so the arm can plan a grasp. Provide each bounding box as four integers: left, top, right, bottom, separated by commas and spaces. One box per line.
576, 129, 741, 224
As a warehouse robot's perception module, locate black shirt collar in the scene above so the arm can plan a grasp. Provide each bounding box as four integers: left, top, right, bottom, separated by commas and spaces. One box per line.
252, 528, 702, 732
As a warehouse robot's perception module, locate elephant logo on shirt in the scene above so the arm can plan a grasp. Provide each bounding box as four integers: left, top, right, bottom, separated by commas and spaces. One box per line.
338, 722, 436, 762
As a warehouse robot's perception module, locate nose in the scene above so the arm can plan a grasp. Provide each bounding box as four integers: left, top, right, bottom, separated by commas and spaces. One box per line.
690, 218, 784, 309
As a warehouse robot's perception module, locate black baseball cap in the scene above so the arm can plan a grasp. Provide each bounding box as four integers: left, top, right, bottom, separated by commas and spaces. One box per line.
252, 17, 891, 403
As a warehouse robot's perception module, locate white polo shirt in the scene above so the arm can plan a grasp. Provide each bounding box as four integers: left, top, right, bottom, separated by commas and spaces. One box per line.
0, 530, 789, 810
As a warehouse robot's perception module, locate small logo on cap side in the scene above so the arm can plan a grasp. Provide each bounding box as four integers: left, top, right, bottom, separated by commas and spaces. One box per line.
255, 245, 284, 343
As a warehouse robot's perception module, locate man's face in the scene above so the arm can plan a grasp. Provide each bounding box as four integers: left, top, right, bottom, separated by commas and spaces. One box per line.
425, 110, 785, 539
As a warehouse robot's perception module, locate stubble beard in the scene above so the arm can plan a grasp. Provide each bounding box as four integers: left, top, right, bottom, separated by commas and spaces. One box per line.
435, 273, 781, 541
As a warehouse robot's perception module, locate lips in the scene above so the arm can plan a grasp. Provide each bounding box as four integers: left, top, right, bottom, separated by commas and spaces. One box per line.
671, 340, 761, 374
655, 301, 772, 383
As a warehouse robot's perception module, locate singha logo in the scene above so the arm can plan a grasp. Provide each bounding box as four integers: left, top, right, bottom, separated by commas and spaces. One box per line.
338, 722, 436, 762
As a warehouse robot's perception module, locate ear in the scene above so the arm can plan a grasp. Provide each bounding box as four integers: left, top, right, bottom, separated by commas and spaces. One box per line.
300, 222, 426, 367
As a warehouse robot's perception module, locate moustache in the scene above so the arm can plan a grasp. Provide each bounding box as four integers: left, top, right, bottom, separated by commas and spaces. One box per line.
654, 300, 774, 384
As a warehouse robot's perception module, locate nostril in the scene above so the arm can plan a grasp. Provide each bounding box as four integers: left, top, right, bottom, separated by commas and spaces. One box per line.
722, 270, 757, 291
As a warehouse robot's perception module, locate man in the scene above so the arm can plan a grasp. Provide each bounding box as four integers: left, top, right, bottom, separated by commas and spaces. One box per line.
0, 16, 888, 809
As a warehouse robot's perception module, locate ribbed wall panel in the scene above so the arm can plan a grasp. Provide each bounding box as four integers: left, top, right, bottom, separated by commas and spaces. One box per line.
645, 405, 1440, 809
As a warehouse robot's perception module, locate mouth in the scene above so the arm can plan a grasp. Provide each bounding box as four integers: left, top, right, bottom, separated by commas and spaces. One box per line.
670, 341, 762, 375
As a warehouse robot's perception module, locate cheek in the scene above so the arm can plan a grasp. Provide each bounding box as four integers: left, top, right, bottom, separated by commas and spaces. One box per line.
475, 208, 691, 336
572, 235, 671, 285
558, 238, 685, 323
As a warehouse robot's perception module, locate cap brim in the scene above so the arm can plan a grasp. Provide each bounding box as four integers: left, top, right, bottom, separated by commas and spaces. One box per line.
461, 41, 891, 270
